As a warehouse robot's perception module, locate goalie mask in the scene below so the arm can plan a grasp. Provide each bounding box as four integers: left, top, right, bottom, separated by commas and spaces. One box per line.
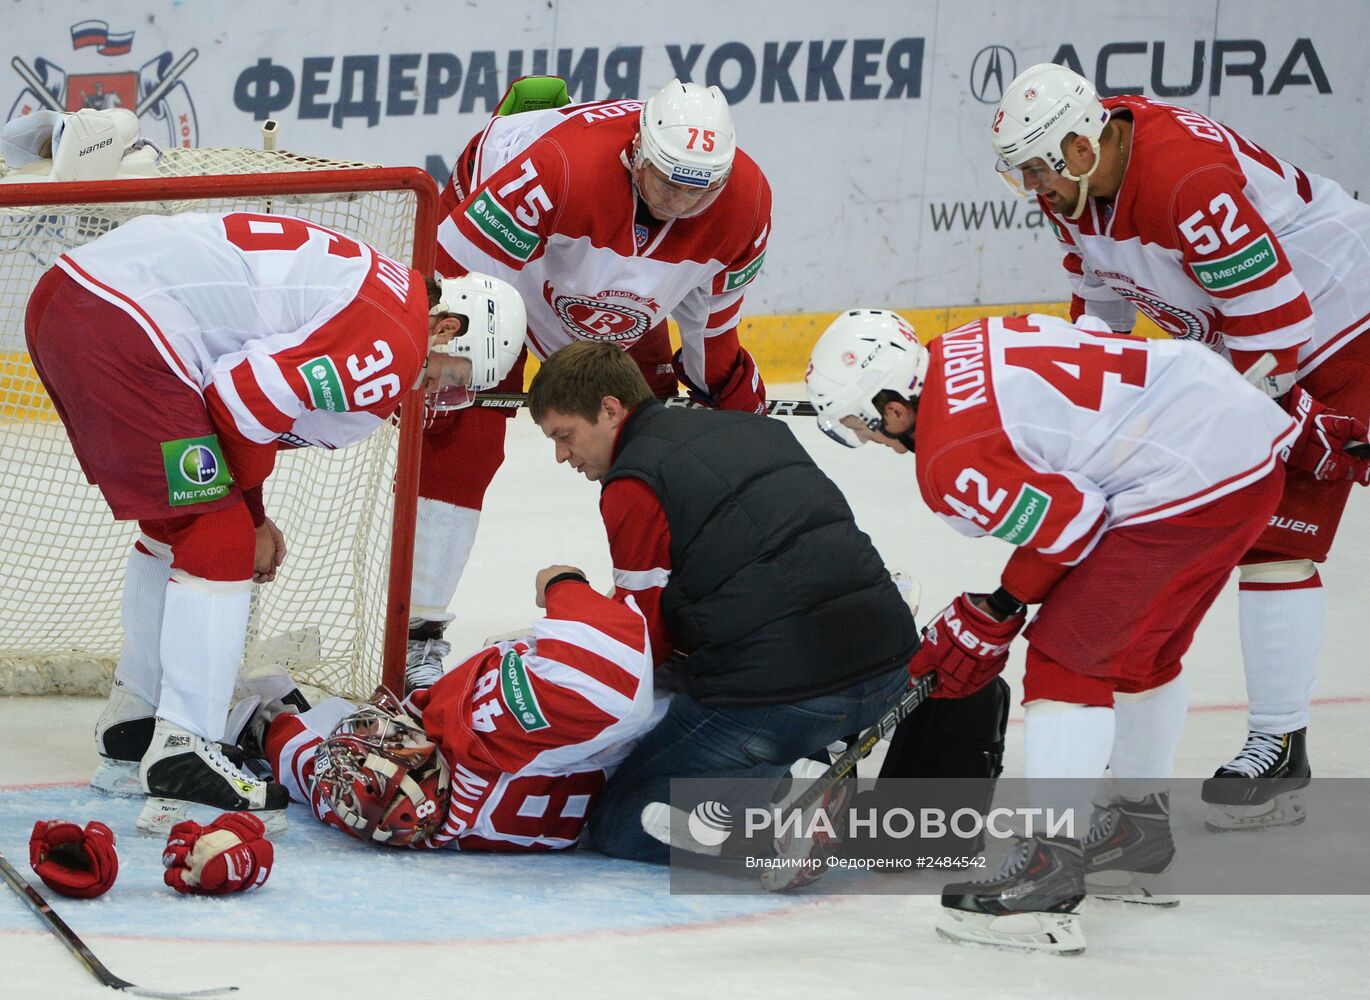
806, 309, 928, 449
991, 63, 1108, 219
313, 687, 451, 847
429, 271, 525, 393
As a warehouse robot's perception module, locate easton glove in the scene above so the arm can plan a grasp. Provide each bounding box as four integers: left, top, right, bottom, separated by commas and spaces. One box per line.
29, 819, 119, 899
912, 593, 1025, 700
163, 812, 274, 895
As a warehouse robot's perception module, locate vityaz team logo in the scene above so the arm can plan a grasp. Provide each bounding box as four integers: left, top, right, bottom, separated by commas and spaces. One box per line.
7, 19, 199, 148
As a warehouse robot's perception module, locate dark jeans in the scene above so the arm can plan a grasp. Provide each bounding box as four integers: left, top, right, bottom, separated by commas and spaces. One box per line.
586, 664, 909, 863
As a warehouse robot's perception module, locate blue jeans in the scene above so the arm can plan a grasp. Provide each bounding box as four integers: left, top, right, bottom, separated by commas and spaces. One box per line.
586, 664, 909, 863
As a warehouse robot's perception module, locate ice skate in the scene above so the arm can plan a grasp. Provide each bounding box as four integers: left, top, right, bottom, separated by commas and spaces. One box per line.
405, 620, 451, 694
137, 718, 289, 836
758, 759, 855, 892
1085, 792, 1178, 907
1203, 729, 1310, 832
937, 836, 1087, 955
90, 678, 156, 797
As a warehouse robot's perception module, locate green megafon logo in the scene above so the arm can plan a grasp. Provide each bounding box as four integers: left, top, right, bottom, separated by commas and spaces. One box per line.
179, 444, 219, 485
161, 434, 232, 507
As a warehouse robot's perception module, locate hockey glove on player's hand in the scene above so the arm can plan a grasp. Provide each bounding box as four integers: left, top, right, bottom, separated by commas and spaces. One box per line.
163, 812, 274, 895
1282, 385, 1370, 483
672, 348, 767, 414
29, 819, 118, 899
912, 593, 1024, 700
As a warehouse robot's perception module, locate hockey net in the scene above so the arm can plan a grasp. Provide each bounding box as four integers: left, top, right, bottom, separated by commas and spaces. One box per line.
0, 145, 436, 699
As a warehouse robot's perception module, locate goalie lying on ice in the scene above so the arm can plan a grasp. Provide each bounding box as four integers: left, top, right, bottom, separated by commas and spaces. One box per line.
264, 568, 666, 850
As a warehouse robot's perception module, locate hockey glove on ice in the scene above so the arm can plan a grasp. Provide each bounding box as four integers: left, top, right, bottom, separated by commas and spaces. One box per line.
1282, 385, 1370, 484
672, 347, 767, 414
912, 592, 1025, 700
163, 811, 274, 895
29, 819, 119, 899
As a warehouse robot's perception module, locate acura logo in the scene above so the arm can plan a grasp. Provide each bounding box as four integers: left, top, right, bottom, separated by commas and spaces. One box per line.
970, 46, 1017, 104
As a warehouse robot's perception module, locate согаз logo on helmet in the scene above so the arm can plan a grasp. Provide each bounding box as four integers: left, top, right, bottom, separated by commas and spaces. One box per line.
971, 46, 1017, 104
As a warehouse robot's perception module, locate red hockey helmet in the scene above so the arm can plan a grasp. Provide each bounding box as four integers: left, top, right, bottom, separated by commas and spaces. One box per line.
313, 688, 451, 847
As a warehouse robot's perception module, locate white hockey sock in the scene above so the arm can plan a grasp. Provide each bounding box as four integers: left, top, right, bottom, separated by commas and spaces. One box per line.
1238, 574, 1322, 733
156, 574, 251, 742
410, 498, 480, 623
1108, 673, 1188, 796
1024, 700, 1115, 839
114, 537, 173, 705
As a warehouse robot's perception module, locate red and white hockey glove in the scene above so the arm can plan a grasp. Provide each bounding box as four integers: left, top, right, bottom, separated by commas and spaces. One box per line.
912, 593, 1024, 700
1282, 385, 1370, 484
673, 348, 767, 414
163, 812, 274, 896
29, 819, 119, 899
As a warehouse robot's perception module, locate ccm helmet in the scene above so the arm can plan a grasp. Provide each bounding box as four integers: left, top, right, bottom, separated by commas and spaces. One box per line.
806, 309, 928, 448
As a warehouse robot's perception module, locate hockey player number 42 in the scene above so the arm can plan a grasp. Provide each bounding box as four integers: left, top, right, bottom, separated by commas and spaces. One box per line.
1003, 342, 1148, 411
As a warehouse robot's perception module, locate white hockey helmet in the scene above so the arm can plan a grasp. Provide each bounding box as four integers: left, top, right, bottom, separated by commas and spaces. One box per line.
636, 79, 736, 189
430, 271, 525, 390
806, 309, 929, 448
991, 63, 1109, 199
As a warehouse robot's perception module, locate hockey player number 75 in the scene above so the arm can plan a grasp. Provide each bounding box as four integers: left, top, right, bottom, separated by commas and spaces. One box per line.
1003, 342, 1148, 411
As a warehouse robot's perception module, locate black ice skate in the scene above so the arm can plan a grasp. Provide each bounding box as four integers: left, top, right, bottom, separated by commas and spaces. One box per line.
1085, 792, 1178, 907
1202, 729, 1310, 832
138, 718, 289, 835
937, 835, 1087, 955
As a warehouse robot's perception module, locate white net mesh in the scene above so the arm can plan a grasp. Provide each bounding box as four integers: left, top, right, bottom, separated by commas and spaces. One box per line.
0, 146, 422, 698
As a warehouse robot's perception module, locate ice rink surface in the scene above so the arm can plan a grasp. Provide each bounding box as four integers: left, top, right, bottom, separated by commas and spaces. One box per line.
2, 386, 1367, 1000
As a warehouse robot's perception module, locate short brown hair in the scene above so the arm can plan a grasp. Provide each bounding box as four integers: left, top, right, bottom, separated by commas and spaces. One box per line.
528, 341, 654, 422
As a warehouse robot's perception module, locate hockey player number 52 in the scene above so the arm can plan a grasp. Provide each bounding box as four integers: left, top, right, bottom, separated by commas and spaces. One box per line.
1004, 342, 1148, 411
1178, 193, 1250, 255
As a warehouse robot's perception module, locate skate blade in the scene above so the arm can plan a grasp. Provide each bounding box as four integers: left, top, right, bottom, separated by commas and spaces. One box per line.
1204, 791, 1306, 833
640, 802, 726, 857
1086, 873, 1180, 908
138, 797, 289, 836
935, 907, 1086, 955
90, 758, 145, 798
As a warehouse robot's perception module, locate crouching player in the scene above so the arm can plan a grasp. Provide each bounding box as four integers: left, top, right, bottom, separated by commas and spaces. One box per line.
264, 567, 661, 849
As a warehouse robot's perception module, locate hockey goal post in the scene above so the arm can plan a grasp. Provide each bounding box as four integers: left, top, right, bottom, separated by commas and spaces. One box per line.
0, 145, 438, 700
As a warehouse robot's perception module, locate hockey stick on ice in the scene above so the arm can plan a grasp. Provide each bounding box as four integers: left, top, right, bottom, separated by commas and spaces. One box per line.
459, 392, 817, 418
0, 850, 237, 999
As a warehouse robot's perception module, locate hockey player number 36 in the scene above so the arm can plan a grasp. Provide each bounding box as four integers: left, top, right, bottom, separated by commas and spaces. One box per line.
1003, 342, 1148, 411
222, 213, 402, 409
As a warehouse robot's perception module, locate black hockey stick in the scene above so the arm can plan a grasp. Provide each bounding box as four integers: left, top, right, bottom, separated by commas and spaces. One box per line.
784, 670, 937, 815
467, 392, 818, 417
0, 850, 237, 999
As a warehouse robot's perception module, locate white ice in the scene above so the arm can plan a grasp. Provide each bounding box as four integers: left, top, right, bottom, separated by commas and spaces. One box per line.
2, 386, 1366, 999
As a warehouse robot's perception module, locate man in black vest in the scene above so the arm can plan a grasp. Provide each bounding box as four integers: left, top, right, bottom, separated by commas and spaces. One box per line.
527, 341, 920, 863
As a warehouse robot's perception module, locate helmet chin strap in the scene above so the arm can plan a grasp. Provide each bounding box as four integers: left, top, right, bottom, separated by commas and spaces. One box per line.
1060, 135, 1103, 221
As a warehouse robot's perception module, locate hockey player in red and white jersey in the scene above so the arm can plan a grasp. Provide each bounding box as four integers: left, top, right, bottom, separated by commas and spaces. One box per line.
24, 210, 522, 834
807, 310, 1295, 954
262, 566, 660, 851
991, 64, 1370, 827
406, 76, 773, 692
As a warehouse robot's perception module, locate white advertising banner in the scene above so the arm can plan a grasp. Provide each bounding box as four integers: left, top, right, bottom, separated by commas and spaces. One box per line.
3, 0, 1364, 312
